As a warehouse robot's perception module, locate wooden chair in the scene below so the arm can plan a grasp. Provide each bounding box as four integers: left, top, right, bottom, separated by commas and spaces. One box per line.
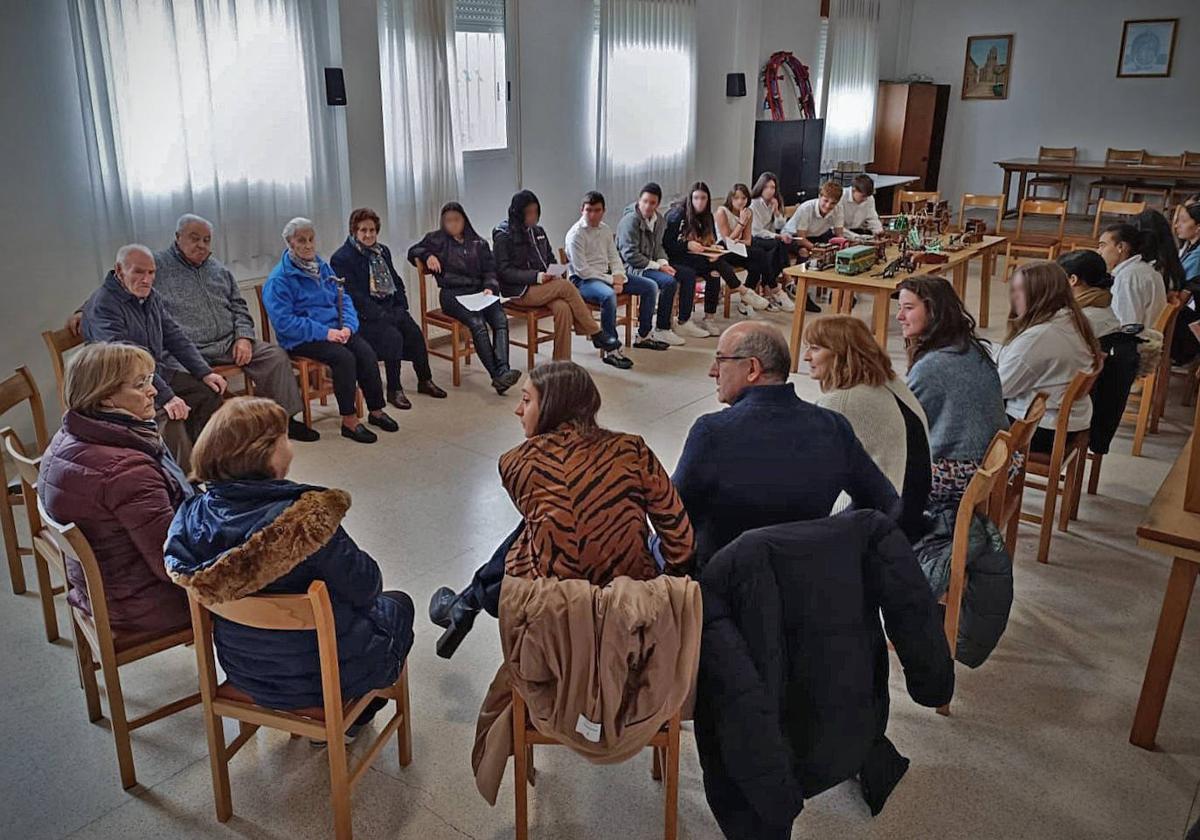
413, 258, 478, 386
1121, 296, 1186, 456
990, 393, 1049, 562
1, 428, 65, 642
1125, 153, 1185, 209
38, 504, 200, 789
957, 193, 1005, 327
255, 285, 362, 423
512, 688, 680, 839
894, 189, 940, 215
556, 248, 634, 350
1064, 198, 1146, 251
1085, 148, 1145, 214
1150, 291, 1192, 431
1020, 367, 1102, 565
188, 581, 413, 840
1025, 146, 1078, 202
43, 327, 83, 413
1004, 199, 1068, 280
1168, 150, 1200, 207
503, 302, 557, 371
0, 367, 51, 599
937, 432, 1009, 716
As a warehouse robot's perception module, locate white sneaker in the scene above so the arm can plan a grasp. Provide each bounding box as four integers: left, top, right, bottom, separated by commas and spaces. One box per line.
675, 319, 709, 339
741, 288, 770, 310
775, 291, 795, 312
701, 316, 724, 336
736, 299, 754, 318
651, 327, 685, 346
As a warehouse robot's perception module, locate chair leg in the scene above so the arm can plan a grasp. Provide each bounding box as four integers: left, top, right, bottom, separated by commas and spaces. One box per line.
1151, 369, 1169, 433
663, 717, 680, 840
1005, 504, 1020, 563
651, 745, 662, 781
78, 634, 103, 723
513, 695, 529, 840
526, 315, 537, 371
978, 253, 991, 329
1037, 469, 1060, 564
104, 668, 138, 790
326, 724, 353, 840
624, 297, 633, 347
355, 389, 364, 419
1133, 376, 1155, 456
300, 371, 313, 430
1, 496, 27, 594
1058, 458, 1079, 531
202, 709, 233, 822
34, 552, 59, 643
1069, 453, 1085, 521
1087, 453, 1102, 495
396, 665, 412, 768
451, 326, 462, 388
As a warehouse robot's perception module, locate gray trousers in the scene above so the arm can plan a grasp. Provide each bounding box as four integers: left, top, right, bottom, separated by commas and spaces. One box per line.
207, 339, 305, 418
155, 369, 222, 475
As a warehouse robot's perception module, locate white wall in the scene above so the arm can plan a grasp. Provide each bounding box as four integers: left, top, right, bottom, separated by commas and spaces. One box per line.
894, 0, 1198, 210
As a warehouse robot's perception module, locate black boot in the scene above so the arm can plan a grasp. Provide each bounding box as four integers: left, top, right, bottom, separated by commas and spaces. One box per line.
805, 294, 821, 313
428, 586, 480, 659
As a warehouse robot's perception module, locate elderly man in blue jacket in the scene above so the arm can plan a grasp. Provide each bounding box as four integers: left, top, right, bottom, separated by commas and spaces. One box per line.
82, 244, 227, 471
673, 321, 901, 568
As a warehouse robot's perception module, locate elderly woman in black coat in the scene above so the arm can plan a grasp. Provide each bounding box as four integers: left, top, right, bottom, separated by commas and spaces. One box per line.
330, 208, 446, 409
408, 202, 521, 395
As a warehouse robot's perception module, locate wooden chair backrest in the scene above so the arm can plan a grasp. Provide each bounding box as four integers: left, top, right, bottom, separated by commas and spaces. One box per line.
1015, 198, 1068, 241
1154, 295, 1187, 381
1182, 151, 1200, 169
1091, 198, 1147, 238
897, 190, 940, 213
1037, 146, 1077, 163
414, 258, 434, 318
194, 580, 345, 724
557, 247, 569, 265
944, 433, 1010, 655
1142, 153, 1184, 168
1105, 148, 1144, 165
991, 393, 1049, 514
1, 428, 42, 542
38, 502, 110, 655
42, 328, 84, 416
958, 193, 1004, 234
0, 366, 50, 453
1048, 366, 1102, 464
253, 285, 274, 344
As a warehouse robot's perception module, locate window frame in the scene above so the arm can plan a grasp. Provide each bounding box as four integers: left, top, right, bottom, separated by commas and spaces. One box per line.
454, 0, 519, 160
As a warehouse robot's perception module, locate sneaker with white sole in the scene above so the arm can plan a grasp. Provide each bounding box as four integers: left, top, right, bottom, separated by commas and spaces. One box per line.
736, 300, 753, 318
651, 328, 685, 346
741, 288, 770, 310
701, 317, 724, 336
766, 298, 783, 312
675, 319, 709, 339
775, 292, 795, 312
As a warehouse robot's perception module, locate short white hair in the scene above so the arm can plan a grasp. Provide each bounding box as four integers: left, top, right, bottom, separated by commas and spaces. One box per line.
175, 213, 213, 234
282, 217, 316, 243
115, 243, 154, 269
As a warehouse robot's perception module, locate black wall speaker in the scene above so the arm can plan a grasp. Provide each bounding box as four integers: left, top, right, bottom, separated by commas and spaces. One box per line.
726, 72, 747, 98
324, 68, 347, 106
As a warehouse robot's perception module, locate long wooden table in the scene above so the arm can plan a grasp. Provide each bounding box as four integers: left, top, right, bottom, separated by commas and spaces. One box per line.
1130, 434, 1200, 750
783, 234, 1006, 372
995, 157, 1199, 217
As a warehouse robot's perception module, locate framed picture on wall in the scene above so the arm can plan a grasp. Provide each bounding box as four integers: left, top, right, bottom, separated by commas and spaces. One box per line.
961, 34, 1013, 100
1117, 19, 1177, 78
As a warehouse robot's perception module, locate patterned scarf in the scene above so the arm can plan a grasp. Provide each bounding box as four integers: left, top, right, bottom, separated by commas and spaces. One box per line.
289, 249, 323, 279
90, 410, 195, 499
348, 236, 396, 298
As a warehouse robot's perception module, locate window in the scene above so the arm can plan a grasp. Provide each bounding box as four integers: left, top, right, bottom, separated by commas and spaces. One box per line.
453, 0, 509, 152
603, 46, 691, 166
91, 0, 313, 195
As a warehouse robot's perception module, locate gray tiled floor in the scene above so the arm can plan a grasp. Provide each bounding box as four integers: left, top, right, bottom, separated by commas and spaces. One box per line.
2, 267, 1198, 839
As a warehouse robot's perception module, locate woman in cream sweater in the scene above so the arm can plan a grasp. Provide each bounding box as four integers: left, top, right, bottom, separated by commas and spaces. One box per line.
803, 316, 931, 539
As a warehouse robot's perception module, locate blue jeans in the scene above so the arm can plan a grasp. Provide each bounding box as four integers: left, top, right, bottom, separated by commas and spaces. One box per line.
571, 276, 619, 340
626, 269, 679, 333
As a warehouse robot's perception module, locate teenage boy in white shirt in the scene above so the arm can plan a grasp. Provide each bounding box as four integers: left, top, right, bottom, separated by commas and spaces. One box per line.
839, 174, 884, 240
783, 180, 848, 252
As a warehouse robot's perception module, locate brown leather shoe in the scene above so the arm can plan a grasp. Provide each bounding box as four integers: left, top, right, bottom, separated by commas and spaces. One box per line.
387, 389, 412, 410
417, 379, 448, 399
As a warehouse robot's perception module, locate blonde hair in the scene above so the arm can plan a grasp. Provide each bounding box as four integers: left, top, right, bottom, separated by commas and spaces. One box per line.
190, 397, 288, 483
819, 180, 844, 200
803, 316, 895, 392
64, 342, 156, 414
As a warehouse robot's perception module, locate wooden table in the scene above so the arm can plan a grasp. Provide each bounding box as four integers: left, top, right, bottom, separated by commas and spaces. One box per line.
1130, 435, 1200, 750
995, 157, 1199, 217
783, 235, 1006, 372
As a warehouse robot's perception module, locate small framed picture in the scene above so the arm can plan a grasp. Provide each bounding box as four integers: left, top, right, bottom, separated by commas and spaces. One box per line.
962, 34, 1013, 100
1118, 19, 1177, 78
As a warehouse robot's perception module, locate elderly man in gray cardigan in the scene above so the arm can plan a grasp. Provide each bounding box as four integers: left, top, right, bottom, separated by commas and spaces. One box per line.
71, 215, 317, 441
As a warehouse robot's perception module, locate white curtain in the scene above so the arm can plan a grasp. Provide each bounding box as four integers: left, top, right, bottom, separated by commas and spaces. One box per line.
822, 0, 880, 170
595, 0, 696, 205
69, 0, 346, 277
378, 0, 462, 249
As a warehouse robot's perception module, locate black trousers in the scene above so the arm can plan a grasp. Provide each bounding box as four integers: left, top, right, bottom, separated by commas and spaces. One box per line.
360, 298, 434, 390
439, 290, 511, 378
750, 236, 788, 287
291, 334, 385, 417
1008, 414, 1057, 454
460, 522, 523, 618
674, 255, 739, 315
725, 243, 778, 291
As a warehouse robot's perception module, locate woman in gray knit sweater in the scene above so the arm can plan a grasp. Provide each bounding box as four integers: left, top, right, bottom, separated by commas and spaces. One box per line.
896, 276, 1007, 509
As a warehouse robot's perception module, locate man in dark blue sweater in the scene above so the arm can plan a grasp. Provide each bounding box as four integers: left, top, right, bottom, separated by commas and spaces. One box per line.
673, 322, 900, 568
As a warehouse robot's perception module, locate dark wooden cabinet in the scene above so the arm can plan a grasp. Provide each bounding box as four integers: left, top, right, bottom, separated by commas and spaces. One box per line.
753, 118, 826, 205
871, 82, 950, 191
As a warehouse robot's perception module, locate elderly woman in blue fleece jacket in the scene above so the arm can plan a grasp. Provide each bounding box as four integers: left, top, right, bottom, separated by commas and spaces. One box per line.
165, 397, 414, 735
262, 217, 398, 444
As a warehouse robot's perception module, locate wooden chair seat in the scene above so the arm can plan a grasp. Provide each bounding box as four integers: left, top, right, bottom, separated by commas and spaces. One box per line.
503, 302, 557, 370
1026, 430, 1088, 468
105, 620, 193, 658
1010, 232, 1063, 250
190, 582, 413, 840
415, 261, 477, 386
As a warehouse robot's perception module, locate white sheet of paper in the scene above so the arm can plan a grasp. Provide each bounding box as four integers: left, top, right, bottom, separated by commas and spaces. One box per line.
723, 240, 748, 257
455, 292, 501, 312
546, 263, 569, 278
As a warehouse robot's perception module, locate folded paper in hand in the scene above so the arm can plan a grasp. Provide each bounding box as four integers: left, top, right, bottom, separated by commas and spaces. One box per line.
546, 263, 569, 278
455, 292, 502, 312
